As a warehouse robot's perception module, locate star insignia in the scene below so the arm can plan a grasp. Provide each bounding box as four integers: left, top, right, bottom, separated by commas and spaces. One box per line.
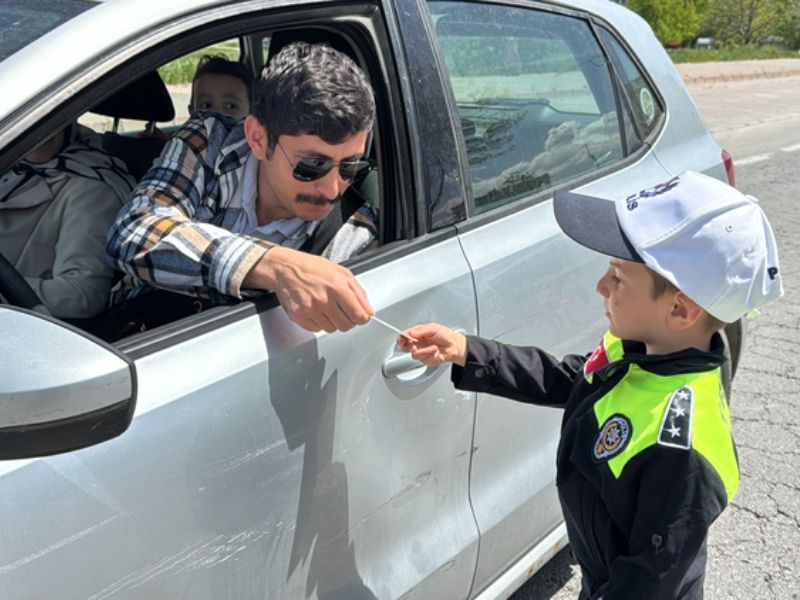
667, 424, 681, 438
671, 405, 687, 417
676, 389, 690, 401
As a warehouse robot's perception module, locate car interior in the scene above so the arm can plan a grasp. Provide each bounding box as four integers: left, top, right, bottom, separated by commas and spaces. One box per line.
2, 25, 393, 343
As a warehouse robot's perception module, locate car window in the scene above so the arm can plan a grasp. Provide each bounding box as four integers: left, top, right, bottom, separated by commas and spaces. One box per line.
428, 1, 624, 214
597, 26, 663, 143
78, 39, 243, 135
0, 0, 97, 62
4, 19, 396, 342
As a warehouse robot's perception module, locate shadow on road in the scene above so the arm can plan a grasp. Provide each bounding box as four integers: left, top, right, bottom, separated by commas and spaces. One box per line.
510, 547, 578, 600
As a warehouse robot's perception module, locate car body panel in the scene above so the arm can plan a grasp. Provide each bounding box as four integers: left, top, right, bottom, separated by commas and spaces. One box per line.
0, 238, 480, 599
457, 149, 671, 594
0, 0, 735, 598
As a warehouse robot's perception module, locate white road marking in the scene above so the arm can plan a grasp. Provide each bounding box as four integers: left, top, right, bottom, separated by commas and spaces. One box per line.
736, 153, 772, 166
780, 143, 800, 153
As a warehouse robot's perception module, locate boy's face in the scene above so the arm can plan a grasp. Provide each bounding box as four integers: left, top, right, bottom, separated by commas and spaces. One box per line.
595, 259, 674, 343
191, 73, 249, 120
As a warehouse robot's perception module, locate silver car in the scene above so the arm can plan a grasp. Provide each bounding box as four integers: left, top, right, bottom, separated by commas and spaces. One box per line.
0, 0, 742, 598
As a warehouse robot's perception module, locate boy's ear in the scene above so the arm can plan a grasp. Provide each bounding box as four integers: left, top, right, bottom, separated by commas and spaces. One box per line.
667, 292, 705, 331
244, 115, 270, 159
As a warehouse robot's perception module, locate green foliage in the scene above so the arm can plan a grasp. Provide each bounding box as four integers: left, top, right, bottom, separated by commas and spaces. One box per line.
705, 0, 795, 46
628, 0, 704, 44
157, 41, 240, 85
775, 0, 800, 48
669, 45, 798, 61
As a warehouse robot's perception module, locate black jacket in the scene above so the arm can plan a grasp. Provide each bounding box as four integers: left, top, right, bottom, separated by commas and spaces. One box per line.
452, 332, 739, 600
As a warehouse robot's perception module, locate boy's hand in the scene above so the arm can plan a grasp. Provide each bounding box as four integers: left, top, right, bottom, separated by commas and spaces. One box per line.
397, 323, 468, 367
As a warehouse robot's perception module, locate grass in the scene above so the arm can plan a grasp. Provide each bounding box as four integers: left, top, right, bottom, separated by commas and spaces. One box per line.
670, 46, 799, 63
158, 41, 241, 85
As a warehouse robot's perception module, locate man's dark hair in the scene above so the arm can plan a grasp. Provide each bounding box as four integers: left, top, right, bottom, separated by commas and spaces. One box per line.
191, 55, 254, 107
253, 41, 375, 150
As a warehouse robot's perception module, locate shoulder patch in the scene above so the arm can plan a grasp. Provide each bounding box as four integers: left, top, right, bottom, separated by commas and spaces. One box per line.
658, 385, 694, 450
593, 414, 632, 461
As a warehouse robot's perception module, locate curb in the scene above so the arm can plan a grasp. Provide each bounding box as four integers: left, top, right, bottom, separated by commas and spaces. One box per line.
680, 70, 800, 85
676, 59, 800, 85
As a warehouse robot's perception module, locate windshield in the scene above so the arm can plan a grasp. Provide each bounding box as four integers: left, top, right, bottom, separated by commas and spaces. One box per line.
0, 0, 98, 62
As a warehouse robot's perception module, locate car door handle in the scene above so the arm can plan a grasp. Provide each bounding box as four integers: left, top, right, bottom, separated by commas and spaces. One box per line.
382, 352, 429, 378
381, 329, 464, 381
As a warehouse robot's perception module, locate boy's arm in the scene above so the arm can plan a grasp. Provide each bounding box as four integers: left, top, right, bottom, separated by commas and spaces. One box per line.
399, 325, 586, 406
594, 449, 729, 599
452, 335, 586, 406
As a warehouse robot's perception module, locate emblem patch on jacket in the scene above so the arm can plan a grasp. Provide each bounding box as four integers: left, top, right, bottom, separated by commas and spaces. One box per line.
593, 415, 632, 461
658, 385, 694, 450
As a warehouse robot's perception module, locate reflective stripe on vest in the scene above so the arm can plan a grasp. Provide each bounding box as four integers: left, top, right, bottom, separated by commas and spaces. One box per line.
592, 362, 739, 504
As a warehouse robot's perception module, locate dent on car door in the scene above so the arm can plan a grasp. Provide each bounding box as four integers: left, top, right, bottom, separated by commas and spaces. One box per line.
0, 8, 481, 600
427, 1, 673, 593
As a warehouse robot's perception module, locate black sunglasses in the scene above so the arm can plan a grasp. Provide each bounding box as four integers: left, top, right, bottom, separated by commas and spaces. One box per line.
276, 139, 373, 183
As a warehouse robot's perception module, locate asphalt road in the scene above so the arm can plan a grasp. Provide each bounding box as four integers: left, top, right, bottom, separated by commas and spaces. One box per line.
512, 75, 800, 600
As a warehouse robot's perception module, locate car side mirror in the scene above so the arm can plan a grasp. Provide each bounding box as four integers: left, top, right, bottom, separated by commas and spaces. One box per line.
0, 307, 136, 459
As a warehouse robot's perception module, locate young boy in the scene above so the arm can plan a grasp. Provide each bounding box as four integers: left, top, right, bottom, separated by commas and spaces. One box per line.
147, 56, 253, 141
399, 171, 783, 599
188, 55, 253, 120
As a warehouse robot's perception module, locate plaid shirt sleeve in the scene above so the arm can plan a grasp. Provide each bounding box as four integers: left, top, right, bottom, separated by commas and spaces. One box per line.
106, 115, 273, 300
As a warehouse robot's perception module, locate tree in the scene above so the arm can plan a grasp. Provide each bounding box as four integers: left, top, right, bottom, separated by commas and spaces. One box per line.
628, 0, 706, 45
775, 0, 800, 48
706, 0, 795, 45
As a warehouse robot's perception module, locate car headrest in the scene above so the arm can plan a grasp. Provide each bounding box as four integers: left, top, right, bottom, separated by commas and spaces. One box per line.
266, 28, 357, 67
92, 71, 175, 122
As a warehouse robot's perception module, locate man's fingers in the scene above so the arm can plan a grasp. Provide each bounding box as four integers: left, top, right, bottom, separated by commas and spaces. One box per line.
327, 300, 356, 332
348, 278, 374, 321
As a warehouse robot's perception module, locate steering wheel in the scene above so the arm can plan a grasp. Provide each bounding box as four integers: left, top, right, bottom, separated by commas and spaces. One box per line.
0, 251, 51, 316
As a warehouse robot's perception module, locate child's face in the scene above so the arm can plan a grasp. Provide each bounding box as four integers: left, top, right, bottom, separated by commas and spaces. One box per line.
191, 73, 249, 120
595, 259, 673, 344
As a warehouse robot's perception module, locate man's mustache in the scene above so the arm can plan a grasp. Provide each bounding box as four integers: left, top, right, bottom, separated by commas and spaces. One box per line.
296, 194, 340, 206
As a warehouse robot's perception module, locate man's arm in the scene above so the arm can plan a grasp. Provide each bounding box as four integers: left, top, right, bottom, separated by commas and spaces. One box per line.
107, 114, 373, 332
106, 116, 270, 299
243, 245, 372, 332
593, 449, 729, 599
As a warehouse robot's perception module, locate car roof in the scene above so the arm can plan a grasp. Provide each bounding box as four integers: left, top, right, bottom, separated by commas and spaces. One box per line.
0, 0, 654, 128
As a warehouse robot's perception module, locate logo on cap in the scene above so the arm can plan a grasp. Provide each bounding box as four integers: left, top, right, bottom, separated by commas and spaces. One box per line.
626, 176, 681, 211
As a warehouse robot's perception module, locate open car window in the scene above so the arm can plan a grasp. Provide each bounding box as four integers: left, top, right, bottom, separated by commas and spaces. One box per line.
0, 7, 409, 346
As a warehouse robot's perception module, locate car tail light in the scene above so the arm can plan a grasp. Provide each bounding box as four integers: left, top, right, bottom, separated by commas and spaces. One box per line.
722, 149, 735, 186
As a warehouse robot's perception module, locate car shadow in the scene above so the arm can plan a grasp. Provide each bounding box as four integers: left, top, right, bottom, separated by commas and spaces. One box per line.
265, 316, 378, 599
510, 547, 579, 600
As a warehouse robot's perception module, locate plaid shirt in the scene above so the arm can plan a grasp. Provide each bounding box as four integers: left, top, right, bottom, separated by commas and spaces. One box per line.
106, 113, 377, 305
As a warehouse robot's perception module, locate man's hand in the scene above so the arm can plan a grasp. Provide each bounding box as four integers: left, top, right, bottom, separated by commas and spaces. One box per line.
397, 323, 468, 367
244, 246, 373, 333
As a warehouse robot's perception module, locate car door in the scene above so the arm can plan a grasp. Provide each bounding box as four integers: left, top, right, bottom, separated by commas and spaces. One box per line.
425, 2, 674, 594
0, 2, 481, 599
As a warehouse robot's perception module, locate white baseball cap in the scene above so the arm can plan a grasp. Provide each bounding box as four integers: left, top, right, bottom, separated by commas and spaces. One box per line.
554, 171, 783, 323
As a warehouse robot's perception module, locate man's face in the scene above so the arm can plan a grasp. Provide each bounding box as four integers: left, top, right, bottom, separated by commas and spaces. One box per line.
191, 73, 249, 120
595, 258, 672, 343
259, 130, 369, 223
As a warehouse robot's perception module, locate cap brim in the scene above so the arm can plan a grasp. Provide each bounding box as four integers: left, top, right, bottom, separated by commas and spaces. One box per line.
553, 189, 642, 262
